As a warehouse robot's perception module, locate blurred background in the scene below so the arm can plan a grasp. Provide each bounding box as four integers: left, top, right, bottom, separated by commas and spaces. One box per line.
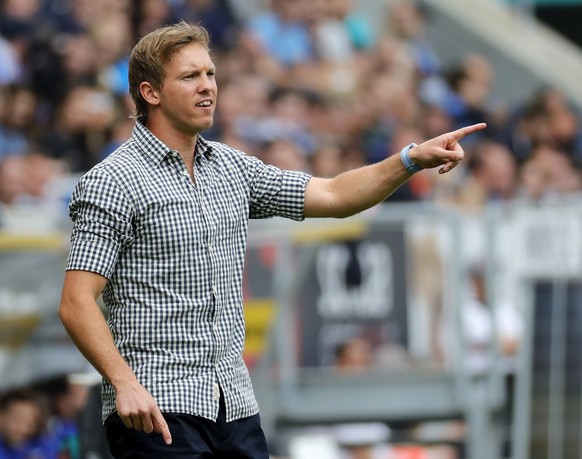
1, 0, 582, 458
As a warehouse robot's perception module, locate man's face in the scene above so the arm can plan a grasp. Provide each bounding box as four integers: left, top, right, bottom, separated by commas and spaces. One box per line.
0, 401, 41, 447
156, 43, 217, 136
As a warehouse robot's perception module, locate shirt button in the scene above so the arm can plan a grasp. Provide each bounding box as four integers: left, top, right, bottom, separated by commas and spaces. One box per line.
213, 323, 218, 331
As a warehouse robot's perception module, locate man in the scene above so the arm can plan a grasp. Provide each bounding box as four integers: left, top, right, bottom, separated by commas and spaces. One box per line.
58, 21, 485, 459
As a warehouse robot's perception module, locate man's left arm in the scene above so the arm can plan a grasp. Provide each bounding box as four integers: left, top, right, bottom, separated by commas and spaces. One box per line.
304, 123, 486, 218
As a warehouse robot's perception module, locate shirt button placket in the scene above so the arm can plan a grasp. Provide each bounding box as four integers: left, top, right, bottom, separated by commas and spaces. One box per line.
208, 238, 221, 368
198, 165, 221, 399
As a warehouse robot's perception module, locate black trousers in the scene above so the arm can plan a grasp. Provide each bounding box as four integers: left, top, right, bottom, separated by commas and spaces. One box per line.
105, 396, 269, 459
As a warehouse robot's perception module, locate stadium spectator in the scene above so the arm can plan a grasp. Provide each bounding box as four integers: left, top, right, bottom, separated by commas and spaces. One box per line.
387, 0, 440, 78
505, 87, 582, 166
358, 60, 419, 164
133, 0, 176, 38
259, 138, 310, 172
0, 34, 21, 85
0, 85, 37, 159
309, 138, 347, 178
518, 143, 582, 201
207, 77, 261, 151
334, 337, 374, 374
170, 0, 240, 51
0, 150, 70, 234
441, 54, 505, 137
262, 86, 317, 154
0, 155, 26, 206
91, 13, 133, 97
0, 0, 42, 75
537, 88, 582, 164
418, 102, 454, 141
453, 139, 519, 209
244, 0, 314, 68
299, 93, 348, 141
34, 375, 84, 459
462, 265, 523, 375
41, 85, 119, 172
0, 387, 56, 459
308, 0, 374, 62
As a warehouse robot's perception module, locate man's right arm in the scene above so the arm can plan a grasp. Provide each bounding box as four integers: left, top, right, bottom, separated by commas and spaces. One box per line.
59, 270, 172, 444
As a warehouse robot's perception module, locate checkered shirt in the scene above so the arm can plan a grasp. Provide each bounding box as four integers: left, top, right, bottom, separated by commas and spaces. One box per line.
66, 121, 311, 423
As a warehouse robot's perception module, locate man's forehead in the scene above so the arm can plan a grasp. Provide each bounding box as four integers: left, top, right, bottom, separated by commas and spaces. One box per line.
169, 44, 214, 64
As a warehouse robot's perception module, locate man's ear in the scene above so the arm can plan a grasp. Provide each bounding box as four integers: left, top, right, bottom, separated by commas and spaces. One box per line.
140, 82, 160, 106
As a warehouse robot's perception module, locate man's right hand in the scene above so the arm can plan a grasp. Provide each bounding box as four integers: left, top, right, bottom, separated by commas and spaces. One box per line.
59, 270, 173, 445
115, 380, 173, 445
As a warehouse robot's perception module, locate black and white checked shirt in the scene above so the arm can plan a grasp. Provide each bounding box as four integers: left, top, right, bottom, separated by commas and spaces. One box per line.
66, 121, 310, 423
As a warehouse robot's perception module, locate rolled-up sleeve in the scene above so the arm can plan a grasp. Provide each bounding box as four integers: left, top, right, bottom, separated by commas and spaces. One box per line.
249, 161, 311, 221
66, 169, 135, 279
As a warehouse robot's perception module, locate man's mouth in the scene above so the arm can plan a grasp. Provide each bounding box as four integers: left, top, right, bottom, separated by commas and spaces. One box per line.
196, 100, 212, 108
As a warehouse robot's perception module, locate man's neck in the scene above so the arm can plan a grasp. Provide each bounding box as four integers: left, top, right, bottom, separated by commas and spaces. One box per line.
145, 119, 199, 166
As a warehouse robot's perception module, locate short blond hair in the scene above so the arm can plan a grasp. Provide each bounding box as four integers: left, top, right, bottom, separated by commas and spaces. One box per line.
129, 21, 211, 121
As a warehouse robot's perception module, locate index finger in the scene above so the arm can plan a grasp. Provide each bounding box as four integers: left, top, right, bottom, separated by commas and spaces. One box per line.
152, 409, 172, 445
450, 122, 487, 141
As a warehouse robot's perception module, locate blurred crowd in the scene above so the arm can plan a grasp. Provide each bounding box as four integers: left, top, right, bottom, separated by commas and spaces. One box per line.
0, 0, 582, 221
0, 373, 101, 459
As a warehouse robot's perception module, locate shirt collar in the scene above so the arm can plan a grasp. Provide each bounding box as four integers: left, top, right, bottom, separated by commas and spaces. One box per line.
132, 121, 214, 167
196, 135, 214, 160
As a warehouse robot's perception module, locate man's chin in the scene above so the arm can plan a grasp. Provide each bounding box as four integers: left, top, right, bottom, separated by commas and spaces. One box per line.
197, 118, 214, 132
188, 119, 213, 136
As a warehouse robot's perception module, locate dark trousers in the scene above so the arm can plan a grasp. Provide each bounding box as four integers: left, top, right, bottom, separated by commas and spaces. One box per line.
105, 396, 269, 459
